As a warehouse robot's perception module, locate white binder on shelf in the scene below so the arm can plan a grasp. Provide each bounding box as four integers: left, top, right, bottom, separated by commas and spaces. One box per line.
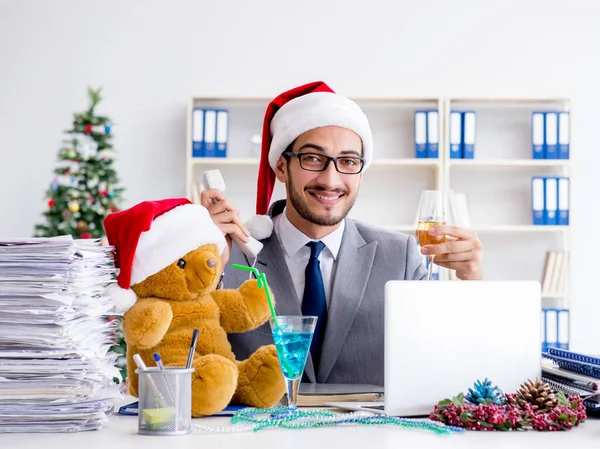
203, 109, 217, 158
449, 111, 462, 159
426, 110, 439, 158
544, 112, 558, 159
558, 177, 569, 225
191, 108, 204, 157
532, 112, 545, 159
541, 250, 556, 293
462, 111, 476, 159
216, 110, 229, 158
558, 111, 570, 159
531, 177, 544, 225
414, 111, 427, 158
544, 177, 558, 225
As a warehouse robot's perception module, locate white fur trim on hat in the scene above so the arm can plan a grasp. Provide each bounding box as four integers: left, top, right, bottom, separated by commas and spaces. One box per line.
245, 214, 274, 240
130, 204, 226, 286
106, 283, 137, 314
269, 91, 373, 170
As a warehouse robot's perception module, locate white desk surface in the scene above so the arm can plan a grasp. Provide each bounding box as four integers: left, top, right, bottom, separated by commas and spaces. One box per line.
3, 410, 600, 449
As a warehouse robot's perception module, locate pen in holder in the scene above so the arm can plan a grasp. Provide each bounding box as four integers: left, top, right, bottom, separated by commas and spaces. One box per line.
136, 367, 194, 436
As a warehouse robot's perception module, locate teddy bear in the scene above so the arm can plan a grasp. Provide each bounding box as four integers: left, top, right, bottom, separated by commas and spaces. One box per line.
103, 197, 285, 416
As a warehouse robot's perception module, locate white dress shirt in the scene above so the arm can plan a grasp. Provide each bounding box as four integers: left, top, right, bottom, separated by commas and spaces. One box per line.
273, 208, 345, 307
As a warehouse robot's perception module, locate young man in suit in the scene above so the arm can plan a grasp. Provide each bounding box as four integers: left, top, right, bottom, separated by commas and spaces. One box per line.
201, 81, 483, 386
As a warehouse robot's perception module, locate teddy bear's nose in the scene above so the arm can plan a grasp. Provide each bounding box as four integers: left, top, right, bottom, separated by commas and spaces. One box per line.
207, 258, 217, 268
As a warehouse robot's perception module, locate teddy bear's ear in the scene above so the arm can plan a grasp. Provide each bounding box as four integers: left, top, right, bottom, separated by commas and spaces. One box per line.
106, 283, 137, 314
245, 215, 273, 240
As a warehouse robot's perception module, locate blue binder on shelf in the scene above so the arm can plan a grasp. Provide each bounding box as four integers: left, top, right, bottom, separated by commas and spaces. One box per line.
532, 112, 545, 159
449, 110, 462, 159
545, 112, 558, 159
414, 111, 427, 158
542, 308, 558, 352
203, 109, 217, 158
461, 111, 476, 159
541, 309, 569, 352
544, 177, 558, 225
531, 177, 545, 225
426, 110, 439, 158
216, 109, 229, 158
191, 108, 205, 157
558, 111, 570, 159
557, 309, 569, 350
557, 177, 569, 225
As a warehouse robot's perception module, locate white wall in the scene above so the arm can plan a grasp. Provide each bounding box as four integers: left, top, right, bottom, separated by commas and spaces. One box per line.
1, 0, 599, 351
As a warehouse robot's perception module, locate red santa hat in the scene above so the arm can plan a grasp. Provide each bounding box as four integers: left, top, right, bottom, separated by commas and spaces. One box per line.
102, 198, 226, 313
255, 81, 373, 216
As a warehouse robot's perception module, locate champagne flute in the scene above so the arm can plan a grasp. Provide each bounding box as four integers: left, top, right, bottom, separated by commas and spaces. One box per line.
416, 190, 447, 280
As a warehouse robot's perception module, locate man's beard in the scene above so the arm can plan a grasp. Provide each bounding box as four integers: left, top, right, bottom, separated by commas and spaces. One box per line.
287, 170, 357, 227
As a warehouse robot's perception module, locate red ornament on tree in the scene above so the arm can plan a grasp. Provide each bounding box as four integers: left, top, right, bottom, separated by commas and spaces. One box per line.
48, 199, 55, 208
84, 124, 92, 134
80, 232, 92, 239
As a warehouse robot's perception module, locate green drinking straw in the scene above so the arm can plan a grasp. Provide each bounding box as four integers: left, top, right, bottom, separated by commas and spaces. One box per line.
232, 264, 297, 377
232, 264, 279, 327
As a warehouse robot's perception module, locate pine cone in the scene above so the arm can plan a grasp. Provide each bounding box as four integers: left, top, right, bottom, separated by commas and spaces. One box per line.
466, 378, 504, 405
515, 378, 558, 413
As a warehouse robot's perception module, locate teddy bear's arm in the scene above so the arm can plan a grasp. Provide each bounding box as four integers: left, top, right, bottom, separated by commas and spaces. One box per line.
210, 279, 273, 333
123, 298, 173, 349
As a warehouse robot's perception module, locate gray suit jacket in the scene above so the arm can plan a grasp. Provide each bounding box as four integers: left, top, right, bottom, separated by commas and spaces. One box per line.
224, 200, 427, 386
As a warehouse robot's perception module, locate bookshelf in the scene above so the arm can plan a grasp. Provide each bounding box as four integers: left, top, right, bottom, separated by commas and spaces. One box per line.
186, 96, 445, 230
185, 94, 572, 338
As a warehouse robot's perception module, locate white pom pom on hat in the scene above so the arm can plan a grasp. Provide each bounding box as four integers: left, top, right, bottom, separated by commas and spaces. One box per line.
245, 214, 274, 240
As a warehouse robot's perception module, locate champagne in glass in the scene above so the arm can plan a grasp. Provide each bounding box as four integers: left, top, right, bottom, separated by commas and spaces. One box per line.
416, 190, 447, 280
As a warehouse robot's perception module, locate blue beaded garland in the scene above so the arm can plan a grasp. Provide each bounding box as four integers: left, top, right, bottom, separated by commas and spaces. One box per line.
224, 406, 465, 435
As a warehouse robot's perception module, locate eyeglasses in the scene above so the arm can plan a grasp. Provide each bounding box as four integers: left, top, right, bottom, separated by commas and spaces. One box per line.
283, 152, 365, 174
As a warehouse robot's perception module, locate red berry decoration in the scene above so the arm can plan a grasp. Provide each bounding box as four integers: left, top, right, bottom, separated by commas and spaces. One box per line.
48, 199, 55, 208
430, 379, 586, 431
84, 124, 92, 134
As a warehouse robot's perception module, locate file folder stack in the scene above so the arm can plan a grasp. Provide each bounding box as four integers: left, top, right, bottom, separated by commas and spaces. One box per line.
541, 348, 600, 412
0, 236, 122, 433
532, 111, 570, 159
449, 110, 476, 159
414, 110, 439, 158
531, 177, 569, 225
192, 108, 229, 158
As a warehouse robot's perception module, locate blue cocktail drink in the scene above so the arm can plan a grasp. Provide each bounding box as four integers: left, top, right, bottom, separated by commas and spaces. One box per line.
269, 316, 317, 415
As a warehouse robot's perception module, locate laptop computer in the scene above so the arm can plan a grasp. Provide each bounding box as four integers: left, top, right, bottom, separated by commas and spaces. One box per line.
327, 280, 542, 416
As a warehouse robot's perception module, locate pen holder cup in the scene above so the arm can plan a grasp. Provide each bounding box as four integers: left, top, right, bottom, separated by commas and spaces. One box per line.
136, 367, 194, 436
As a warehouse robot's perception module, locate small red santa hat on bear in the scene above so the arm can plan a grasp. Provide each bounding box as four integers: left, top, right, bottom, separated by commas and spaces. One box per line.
103, 198, 226, 313
246, 81, 373, 239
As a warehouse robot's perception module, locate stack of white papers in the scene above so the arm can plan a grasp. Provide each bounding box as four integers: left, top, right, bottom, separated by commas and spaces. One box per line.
0, 236, 122, 432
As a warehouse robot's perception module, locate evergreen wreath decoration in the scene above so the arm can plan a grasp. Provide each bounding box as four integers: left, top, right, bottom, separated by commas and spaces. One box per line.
430, 378, 586, 431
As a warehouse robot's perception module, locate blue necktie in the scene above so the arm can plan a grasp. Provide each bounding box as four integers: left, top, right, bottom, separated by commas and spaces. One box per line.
302, 241, 327, 371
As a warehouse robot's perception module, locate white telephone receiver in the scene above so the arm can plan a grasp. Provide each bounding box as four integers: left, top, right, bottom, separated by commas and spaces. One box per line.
202, 169, 264, 260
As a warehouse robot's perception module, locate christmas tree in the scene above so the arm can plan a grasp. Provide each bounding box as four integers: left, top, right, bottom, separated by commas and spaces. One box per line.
34, 87, 124, 238
34, 87, 128, 383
